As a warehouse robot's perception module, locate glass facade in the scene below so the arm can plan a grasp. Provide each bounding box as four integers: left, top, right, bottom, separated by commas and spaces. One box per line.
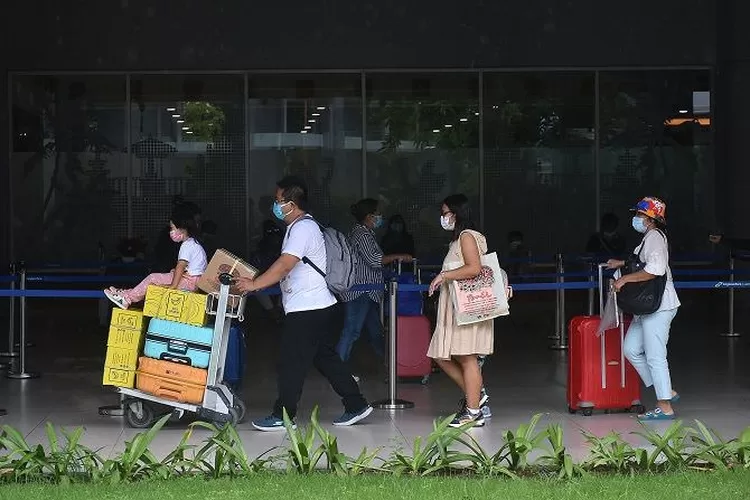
9, 70, 713, 263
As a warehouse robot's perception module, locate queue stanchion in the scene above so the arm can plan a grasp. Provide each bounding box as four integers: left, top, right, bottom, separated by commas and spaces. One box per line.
550, 253, 568, 350
549, 254, 562, 341
587, 261, 595, 316
721, 252, 741, 338
7, 263, 39, 380
372, 279, 414, 410
1, 263, 19, 359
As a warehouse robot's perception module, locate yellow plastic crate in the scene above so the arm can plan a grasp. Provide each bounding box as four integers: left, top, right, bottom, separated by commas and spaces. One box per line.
104, 345, 139, 371
110, 308, 146, 331
106, 325, 145, 350
102, 365, 135, 388
143, 285, 208, 326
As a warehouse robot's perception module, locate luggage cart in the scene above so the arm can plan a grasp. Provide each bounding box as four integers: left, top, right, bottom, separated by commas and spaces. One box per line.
117, 273, 247, 428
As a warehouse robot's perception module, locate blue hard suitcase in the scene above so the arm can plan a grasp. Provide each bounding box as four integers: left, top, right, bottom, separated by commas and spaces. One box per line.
144, 318, 214, 369
223, 323, 246, 389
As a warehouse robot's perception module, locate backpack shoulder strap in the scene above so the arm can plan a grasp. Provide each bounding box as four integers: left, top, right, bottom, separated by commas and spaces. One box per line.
288, 214, 326, 278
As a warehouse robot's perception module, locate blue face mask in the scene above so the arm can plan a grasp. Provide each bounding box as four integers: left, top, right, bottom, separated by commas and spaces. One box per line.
373, 215, 384, 229
632, 216, 648, 234
273, 201, 292, 221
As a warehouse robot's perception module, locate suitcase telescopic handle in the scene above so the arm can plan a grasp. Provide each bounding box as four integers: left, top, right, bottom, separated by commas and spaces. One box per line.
597, 263, 626, 389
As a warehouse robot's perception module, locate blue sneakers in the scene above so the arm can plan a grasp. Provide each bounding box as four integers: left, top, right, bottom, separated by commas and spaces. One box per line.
332, 405, 373, 426
252, 415, 296, 432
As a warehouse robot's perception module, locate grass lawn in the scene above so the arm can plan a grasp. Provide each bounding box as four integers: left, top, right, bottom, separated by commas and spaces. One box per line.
1, 472, 749, 500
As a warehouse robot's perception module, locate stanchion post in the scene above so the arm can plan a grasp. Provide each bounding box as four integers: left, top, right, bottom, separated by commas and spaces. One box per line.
549, 253, 562, 341
372, 279, 414, 410
8, 262, 39, 380
721, 251, 741, 338
587, 261, 595, 316
1, 263, 19, 359
550, 253, 568, 350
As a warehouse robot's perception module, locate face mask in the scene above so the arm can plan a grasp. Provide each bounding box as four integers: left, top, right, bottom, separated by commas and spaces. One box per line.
272, 201, 292, 221
440, 215, 455, 231
631, 217, 648, 234
373, 215, 384, 229
170, 229, 186, 243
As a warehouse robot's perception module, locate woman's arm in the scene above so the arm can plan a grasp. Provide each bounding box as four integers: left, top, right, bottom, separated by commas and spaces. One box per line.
428, 233, 481, 295
170, 260, 188, 288
383, 254, 413, 266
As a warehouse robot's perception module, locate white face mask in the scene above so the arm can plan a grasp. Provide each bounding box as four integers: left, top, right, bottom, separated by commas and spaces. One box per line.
440, 215, 455, 231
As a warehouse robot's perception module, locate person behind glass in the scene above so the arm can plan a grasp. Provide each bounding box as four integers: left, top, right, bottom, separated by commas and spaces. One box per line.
338, 199, 413, 380
103, 203, 208, 310
235, 176, 372, 431
427, 194, 494, 428
606, 196, 681, 421
586, 212, 627, 257
381, 214, 415, 257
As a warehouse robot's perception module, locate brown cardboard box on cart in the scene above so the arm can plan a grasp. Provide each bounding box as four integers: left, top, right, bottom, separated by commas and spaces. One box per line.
197, 249, 258, 296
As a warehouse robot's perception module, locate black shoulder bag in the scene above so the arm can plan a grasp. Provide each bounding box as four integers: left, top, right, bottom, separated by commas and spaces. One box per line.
616, 230, 668, 315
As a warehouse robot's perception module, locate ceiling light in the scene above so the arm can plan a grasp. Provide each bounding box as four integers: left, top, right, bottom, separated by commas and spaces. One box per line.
460, 118, 468, 122
308, 119, 316, 123
304, 125, 312, 130
432, 129, 440, 133
444, 124, 453, 128
312, 113, 321, 117
316, 106, 325, 110
301, 130, 308, 134
475, 112, 480, 116
679, 109, 688, 114
166, 107, 176, 112
172, 114, 181, 118
186, 131, 194, 134
182, 126, 190, 131
177, 120, 185, 124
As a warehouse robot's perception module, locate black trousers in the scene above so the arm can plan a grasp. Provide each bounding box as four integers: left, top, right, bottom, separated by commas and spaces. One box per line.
273, 303, 368, 419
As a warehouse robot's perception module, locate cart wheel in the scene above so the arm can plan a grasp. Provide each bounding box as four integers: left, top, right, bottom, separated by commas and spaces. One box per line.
420, 376, 430, 385
631, 404, 646, 415
233, 399, 247, 424
582, 408, 593, 417
124, 400, 156, 429
567, 406, 577, 415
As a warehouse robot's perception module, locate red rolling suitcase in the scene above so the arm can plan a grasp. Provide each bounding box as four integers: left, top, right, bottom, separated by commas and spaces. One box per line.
567, 265, 644, 416
396, 316, 432, 384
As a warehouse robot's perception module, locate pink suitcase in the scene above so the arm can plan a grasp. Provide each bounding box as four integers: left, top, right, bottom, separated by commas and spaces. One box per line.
396, 316, 432, 384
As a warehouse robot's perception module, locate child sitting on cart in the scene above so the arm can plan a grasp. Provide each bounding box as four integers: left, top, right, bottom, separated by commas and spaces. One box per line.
104, 203, 208, 310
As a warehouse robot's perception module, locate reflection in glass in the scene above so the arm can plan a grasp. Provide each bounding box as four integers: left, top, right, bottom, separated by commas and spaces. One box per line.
599, 71, 713, 253
247, 74, 362, 240
483, 72, 595, 256
365, 74, 480, 260
130, 75, 245, 256
11, 75, 126, 261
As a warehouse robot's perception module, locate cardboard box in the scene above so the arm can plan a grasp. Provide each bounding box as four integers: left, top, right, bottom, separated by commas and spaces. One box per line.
197, 248, 258, 295
143, 285, 209, 326
110, 308, 146, 331
102, 365, 136, 388
104, 345, 140, 370
107, 325, 145, 350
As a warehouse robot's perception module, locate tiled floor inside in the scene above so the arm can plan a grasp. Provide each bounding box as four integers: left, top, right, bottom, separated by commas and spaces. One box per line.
1, 291, 750, 462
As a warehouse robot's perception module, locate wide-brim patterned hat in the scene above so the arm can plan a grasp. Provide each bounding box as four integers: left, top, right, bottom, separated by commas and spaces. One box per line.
631, 196, 666, 224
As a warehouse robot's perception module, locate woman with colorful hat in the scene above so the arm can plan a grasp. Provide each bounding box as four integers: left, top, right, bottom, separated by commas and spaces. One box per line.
606, 197, 681, 421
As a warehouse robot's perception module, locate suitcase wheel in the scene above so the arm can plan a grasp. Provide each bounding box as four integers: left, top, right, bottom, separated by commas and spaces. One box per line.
582, 408, 593, 417
567, 406, 577, 415
420, 375, 430, 385
124, 399, 157, 429
630, 404, 646, 415
233, 399, 247, 424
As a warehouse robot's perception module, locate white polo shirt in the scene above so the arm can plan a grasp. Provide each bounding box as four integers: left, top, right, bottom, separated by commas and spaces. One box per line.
279, 217, 336, 314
